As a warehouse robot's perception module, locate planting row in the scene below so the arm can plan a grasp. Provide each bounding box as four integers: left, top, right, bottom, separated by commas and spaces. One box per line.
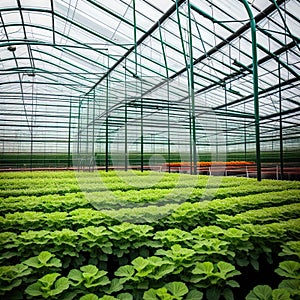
1, 220, 299, 299
1, 217, 300, 268
1, 182, 299, 216
1, 190, 300, 233
1, 171, 300, 198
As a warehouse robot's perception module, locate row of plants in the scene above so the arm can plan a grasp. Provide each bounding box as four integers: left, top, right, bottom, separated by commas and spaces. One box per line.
1, 190, 300, 233
1, 178, 299, 210
2, 171, 300, 198
1, 219, 299, 299
1, 213, 299, 274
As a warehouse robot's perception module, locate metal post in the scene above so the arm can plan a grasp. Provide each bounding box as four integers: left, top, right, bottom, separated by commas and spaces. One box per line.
188, 0, 197, 175
67, 98, 72, 168
167, 80, 171, 173
92, 89, 95, 171
225, 84, 228, 157
244, 102, 247, 161
240, 0, 261, 181
124, 60, 128, 171
158, 21, 171, 173
278, 62, 284, 179
77, 100, 82, 171
175, 0, 193, 174
105, 57, 109, 172
86, 96, 89, 169
140, 93, 144, 172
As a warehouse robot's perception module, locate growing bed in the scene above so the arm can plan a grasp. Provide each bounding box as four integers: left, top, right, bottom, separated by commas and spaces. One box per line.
0, 171, 299, 300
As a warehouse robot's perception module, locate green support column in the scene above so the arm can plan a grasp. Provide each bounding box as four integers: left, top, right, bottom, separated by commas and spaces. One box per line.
141, 98, 144, 172
77, 100, 82, 171
167, 81, 171, 173
176, 0, 193, 174
241, 0, 261, 181
105, 57, 109, 172
278, 62, 284, 180
158, 21, 171, 173
92, 90, 95, 171
187, 0, 197, 175
133, 0, 143, 172
124, 60, 128, 171
67, 98, 72, 168
86, 96, 89, 168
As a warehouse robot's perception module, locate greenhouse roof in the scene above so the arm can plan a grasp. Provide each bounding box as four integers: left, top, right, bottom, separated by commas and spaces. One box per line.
0, 0, 299, 164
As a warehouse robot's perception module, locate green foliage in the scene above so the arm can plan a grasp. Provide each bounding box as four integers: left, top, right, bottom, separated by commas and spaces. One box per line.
245, 285, 293, 300
0, 263, 31, 295
143, 282, 191, 300
279, 241, 300, 260
275, 261, 300, 279
68, 264, 110, 289
1, 170, 300, 299
25, 273, 69, 299
23, 251, 62, 269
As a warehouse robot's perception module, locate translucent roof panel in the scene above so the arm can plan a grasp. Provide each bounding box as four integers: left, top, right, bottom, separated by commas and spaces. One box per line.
0, 0, 299, 159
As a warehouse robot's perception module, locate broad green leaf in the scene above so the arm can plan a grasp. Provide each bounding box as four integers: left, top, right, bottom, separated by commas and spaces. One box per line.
192, 262, 214, 275
279, 241, 300, 259
206, 287, 221, 300
85, 274, 110, 288
39, 272, 60, 287
104, 278, 123, 294
117, 293, 133, 300
48, 277, 69, 296
23, 257, 41, 268
80, 294, 99, 300
216, 261, 236, 274
24, 252, 62, 268
245, 285, 272, 300
150, 264, 175, 280
143, 289, 159, 300
25, 282, 43, 297
223, 288, 234, 300
185, 290, 203, 300
68, 269, 83, 285
81, 265, 99, 276
275, 261, 300, 279
147, 256, 164, 267
227, 280, 240, 288
165, 281, 188, 297
38, 251, 53, 264
132, 257, 148, 271
156, 287, 171, 299
115, 265, 135, 278
278, 279, 300, 295
272, 289, 292, 300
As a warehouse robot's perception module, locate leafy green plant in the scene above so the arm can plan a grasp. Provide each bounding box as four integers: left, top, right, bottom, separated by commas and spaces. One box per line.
23, 251, 62, 269
279, 241, 300, 260
245, 285, 292, 300
190, 261, 240, 300
25, 272, 69, 299
0, 263, 31, 296
68, 264, 110, 290
275, 260, 300, 298
143, 281, 191, 300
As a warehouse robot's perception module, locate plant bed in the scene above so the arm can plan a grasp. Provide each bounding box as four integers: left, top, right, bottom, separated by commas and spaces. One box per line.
0, 171, 299, 299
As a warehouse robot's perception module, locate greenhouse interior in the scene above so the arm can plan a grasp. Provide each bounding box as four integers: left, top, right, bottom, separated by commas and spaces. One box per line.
1, 1, 300, 299
0, 0, 299, 179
